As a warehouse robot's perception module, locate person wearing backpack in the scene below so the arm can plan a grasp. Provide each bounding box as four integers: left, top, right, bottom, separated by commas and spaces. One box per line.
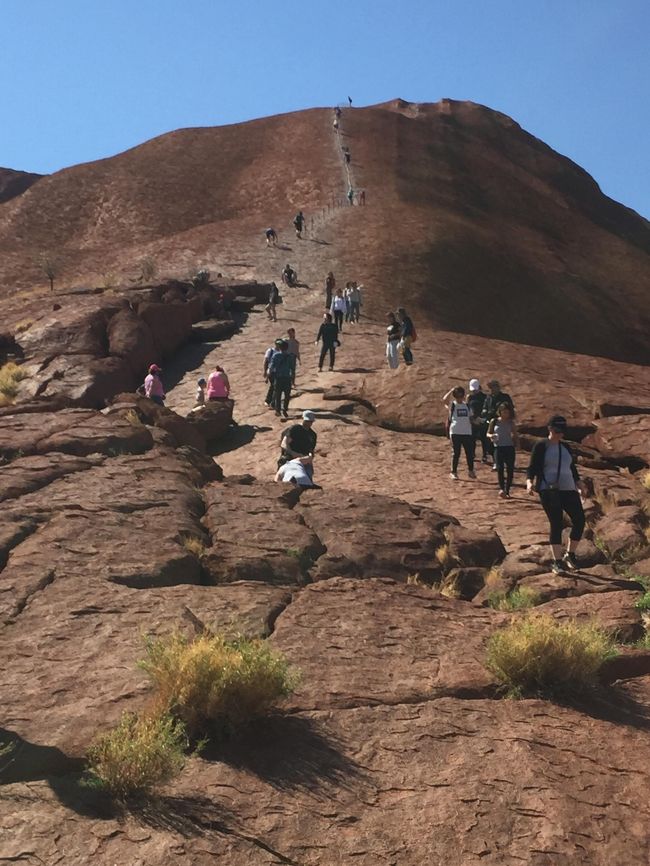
267, 340, 296, 418
443, 386, 476, 480
263, 339, 284, 408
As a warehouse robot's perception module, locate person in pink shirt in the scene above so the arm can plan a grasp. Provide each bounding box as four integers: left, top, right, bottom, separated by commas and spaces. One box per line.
207, 365, 230, 400
144, 364, 165, 406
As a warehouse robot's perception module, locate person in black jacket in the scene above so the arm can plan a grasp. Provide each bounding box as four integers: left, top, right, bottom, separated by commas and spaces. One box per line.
526, 415, 588, 574
315, 312, 339, 372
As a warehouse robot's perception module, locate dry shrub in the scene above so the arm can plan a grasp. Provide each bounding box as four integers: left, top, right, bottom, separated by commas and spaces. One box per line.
435, 543, 454, 572
485, 566, 504, 587
486, 615, 615, 696
487, 587, 540, 611
140, 632, 297, 736
181, 535, 208, 558
642, 470, 650, 492
86, 711, 187, 798
0, 362, 27, 401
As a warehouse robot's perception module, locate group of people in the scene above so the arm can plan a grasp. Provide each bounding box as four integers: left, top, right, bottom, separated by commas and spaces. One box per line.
194, 364, 231, 405
443, 378, 586, 575
386, 308, 416, 367
329, 281, 362, 329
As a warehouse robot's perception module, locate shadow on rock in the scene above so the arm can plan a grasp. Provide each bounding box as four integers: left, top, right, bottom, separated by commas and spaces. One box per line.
0, 727, 84, 785
128, 794, 235, 838
563, 685, 650, 732
208, 424, 263, 456
202, 714, 368, 794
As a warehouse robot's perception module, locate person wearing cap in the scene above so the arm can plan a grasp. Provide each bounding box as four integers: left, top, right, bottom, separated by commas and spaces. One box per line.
144, 364, 165, 406
267, 339, 295, 418
481, 380, 514, 468
526, 415, 588, 574
279, 410, 317, 480
467, 378, 489, 461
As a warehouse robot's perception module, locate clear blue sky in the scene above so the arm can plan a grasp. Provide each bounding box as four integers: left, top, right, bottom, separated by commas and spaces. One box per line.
3, 0, 649, 217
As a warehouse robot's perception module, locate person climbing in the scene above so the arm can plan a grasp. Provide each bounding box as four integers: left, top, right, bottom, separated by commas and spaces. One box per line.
488, 403, 519, 498
467, 379, 489, 462
286, 327, 301, 365
347, 186, 354, 205
344, 282, 352, 322
265, 227, 278, 247
293, 211, 305, 239
348, 281, 362, 323
397, 308, 415, 365
275, 455, 316, 488
195, 377, 207, 407
358, 189, 366, 206
334, 106, 342, 118
325, 271, 336, 309
207, 365, 230, 400
281, 264, 297, 287
316, 312, 339, 372
386, 312, 401, 369
348, 96, 352, 107
266, 282, 280, 321
263, 338, 284, 407
280, 410, 317, 479
481, 380, 515, 469
526, 415, 587, 574
267, 339, 295, 418
330, 289, 346, 332
144, 364, 165, 406
443, 386, 476, 480
343, 148, 351, 165
333, 116, 340, 131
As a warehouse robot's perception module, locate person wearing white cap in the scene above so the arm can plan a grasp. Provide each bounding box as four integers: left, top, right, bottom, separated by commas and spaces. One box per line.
279, 410, 317, 481
467, 378, 489, 463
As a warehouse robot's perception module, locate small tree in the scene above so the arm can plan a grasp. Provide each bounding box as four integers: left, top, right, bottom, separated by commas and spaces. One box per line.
138, 257, 157, 283
37, 255, 59, 291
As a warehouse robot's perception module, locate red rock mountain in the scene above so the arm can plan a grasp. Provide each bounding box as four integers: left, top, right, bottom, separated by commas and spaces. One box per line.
1, 99, 649, 363
0, 167, 42, 204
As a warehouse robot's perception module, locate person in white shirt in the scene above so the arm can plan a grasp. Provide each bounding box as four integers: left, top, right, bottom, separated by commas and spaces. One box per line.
330, 290, 347, 331
274, 456, 315, 487
443, 386, 477, 480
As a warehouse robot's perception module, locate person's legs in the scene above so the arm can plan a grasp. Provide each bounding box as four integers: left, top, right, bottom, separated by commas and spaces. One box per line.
281, 378, 291, 415
496, 446, 506, 491
328, 344, 336, 370
265, 374, 275, 405
402, 336, 413, 365
450, 435, 462, 475
318, 345, 327, 370
386, 341, 399, 369
479, 424, 489, 460
562, 491, 585, 548
539, 491, 565, 563
461, 435, 475, 473
504, 446, 515, 495
273, 377, 283, 414
335, 310, 343, 330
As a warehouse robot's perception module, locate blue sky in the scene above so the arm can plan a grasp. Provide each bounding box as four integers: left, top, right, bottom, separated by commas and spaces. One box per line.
3, 0, 649, 217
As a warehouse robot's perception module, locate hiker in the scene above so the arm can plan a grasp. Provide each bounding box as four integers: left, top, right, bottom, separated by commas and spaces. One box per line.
144, 364, 165, 406
481, 380, 515, 468
286, 327, 301, 365
195, 377, 207, 407
348, 281, 362, 323
344, 149, 351, 165
386, 312, 401, 369
358, 189, 366, 206
396, 307, 415, 365
526, 415, 587, 574
207, 365, 230, 400
325, 271, 336, 309
281, 264, 297, 287
488, 403, 519, 498
443, 386, 476, 480
344, 282, 352, 322
348, 96, 352, 107
267, 339, 295, 418
265, 227, 278, 247
263, 339, 284, 407
275, 455, 315, 488
333, 116, 339, 131
280, 410, 317, 479
330, 289, 346, 331
334, 106, 342, 118
347, 186, 354, 205
467, 379, 489, 462
293, 211, 305, 239
316, 312, 339, 372
266, 282, 280, 321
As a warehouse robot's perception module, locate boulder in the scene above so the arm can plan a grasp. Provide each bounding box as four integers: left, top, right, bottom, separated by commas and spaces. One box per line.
190, 318, 238, 342
440, 566, 487, 600
444, 524, 506, 569
537, 590, 645, 642
594, 505, 648, 559
136, 300, 193, 356
583, 415, 650, 469
106, 307, 157, 376
518, 564, 640, 603
186, 399, 234, 442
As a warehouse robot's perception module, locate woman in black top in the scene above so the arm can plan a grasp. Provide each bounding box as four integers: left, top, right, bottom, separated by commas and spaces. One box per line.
315, 312, 339, 372
526, 415, 587, 575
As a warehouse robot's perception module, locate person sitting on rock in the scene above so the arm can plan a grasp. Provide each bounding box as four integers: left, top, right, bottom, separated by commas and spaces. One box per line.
275, 455, 315, 488
281, 264, 297, 288
526, 414, 587, 575
207, 365, 230, 401
279, 410, 317, 479
144, 364, 165, 406
265, 227, 278, 247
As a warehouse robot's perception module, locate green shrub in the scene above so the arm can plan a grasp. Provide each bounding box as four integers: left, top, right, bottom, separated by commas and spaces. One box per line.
139, 632, 297, 736
486, 615, 615, 696
86, 711, 187, 798
487, 587, 540, 611
634, 592, 650, 612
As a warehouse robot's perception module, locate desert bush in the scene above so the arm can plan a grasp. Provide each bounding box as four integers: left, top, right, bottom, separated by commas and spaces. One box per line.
138, 256, 157, 283
86, 711, 187, 799
486, 615, 615, 696
634, 592, 650, 612
0, 362, 27, 401
642, 471, 650, 492
182, 535, 208, 558
435, 543, 454, 572
139, 632, 297, 736
487, 587, 540, 611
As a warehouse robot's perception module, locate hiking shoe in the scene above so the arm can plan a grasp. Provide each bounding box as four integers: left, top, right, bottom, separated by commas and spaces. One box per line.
468, 470, 476, 479
550, 560, 566, 575
498, 489, 506, 498
449, 472, 459, 480
282, 410, 288, 419
491, 464, 498, 471
562, 552, 578, 571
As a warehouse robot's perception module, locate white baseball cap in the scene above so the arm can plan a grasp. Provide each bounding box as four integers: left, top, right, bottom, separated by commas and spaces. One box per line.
302, 410, 316, 421
469, 379, 480, 392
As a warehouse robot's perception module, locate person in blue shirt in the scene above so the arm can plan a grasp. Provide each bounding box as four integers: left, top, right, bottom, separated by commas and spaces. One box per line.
267, 340, 296, 418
